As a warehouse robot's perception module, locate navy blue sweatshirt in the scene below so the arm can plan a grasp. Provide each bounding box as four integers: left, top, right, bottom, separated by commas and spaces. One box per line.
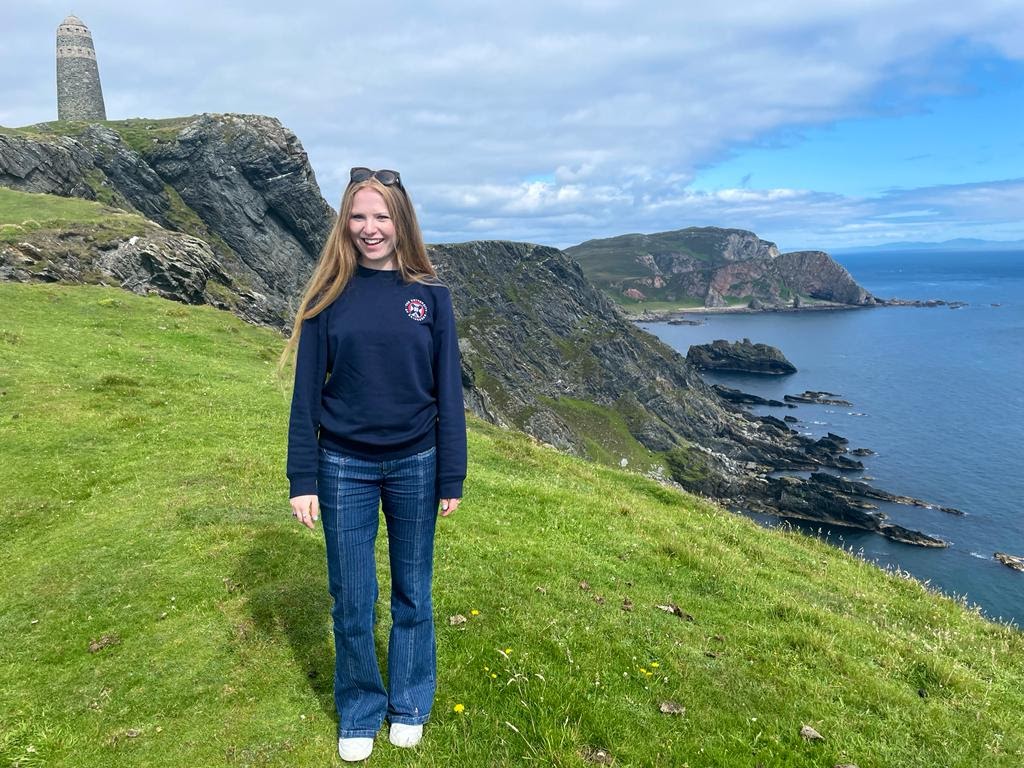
287, 264, 467, 499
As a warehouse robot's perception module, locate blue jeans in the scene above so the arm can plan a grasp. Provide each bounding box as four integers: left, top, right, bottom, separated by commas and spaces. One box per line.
317, 444, 439, 738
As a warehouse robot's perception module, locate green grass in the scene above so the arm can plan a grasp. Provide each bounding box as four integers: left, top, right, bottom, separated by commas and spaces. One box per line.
610, 297, 707, 315
16, 117, 194, 156
0, 187, 150, 243
542, 395, 661, 472
2, 282, 1022, 767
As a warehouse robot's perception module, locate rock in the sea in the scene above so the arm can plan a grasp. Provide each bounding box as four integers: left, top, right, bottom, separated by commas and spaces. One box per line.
712, 384, 789, 407
994, 553, 1024, 572
784, 390, 853, 406
687, 338, 797, 375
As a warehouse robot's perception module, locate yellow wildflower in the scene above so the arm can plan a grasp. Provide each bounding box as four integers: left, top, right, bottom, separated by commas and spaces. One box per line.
453, 703, 465, 714
470, 609, 480, 616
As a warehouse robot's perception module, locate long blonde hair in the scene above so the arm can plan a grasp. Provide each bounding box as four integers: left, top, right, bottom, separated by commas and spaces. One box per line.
278, 177, 437, 369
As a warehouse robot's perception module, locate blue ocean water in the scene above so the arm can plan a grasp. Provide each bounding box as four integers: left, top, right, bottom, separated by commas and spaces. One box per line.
639, 250, 1024, 625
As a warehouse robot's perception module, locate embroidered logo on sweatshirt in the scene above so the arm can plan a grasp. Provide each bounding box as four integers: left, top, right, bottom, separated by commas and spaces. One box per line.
405, 298, 428, 322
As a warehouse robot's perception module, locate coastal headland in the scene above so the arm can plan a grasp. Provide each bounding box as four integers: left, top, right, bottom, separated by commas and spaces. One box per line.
0, 115, 966, 549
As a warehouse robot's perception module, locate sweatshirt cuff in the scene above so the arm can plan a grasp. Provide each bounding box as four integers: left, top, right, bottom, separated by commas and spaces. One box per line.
438, 479, 463, 499
289, 475, 318, 498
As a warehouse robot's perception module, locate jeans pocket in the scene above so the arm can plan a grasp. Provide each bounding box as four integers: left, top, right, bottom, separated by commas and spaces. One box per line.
318, 446, 349, 471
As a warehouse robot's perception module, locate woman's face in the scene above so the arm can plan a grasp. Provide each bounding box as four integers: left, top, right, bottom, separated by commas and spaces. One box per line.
348, 187, 397, 270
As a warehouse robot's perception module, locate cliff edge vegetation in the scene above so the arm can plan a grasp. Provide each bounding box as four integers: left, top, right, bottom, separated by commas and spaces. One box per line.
1, 281, 1021, 767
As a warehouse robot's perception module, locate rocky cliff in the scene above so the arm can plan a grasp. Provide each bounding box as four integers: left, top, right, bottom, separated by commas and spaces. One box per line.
0, 114, 333, 326
0, 116, 942, 546
565, 227, 876, 311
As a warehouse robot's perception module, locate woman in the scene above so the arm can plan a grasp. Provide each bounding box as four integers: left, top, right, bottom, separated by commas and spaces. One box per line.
283, 167, 466, 762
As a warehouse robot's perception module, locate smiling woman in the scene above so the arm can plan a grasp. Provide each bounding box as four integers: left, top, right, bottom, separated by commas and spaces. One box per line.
279, 168, 467, 761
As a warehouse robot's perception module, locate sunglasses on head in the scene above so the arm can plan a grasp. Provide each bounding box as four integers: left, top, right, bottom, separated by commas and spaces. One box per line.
349, 167, 403, 188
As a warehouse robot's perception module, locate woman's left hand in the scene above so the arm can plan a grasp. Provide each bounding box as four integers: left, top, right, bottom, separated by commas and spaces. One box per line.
439, 498, 461, 517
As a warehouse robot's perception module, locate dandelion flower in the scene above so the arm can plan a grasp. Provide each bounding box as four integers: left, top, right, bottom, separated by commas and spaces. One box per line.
650, 662, 660, 668
471, 609, 480, 616
454, 703, 465, 714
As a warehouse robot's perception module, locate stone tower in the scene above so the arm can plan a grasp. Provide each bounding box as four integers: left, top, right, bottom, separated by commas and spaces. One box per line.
56, 15, 107, 121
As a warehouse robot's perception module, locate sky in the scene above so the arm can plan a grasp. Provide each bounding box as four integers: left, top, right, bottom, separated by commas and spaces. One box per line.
4, 1, 1024, 252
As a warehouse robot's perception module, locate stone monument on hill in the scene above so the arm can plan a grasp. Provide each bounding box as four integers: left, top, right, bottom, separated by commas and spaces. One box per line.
56, 14, 107, 121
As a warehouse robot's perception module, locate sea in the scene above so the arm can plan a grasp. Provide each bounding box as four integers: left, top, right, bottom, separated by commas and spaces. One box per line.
638, 250, 1024, 626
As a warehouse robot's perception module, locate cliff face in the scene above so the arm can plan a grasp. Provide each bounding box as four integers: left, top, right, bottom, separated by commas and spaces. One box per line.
0, 114, 334, 325
0, 116, 939, 545
773, 250, 871, 305
565, 226, 876, 309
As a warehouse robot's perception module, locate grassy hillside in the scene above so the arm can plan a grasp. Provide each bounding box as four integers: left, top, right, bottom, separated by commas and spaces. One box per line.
2, 282, 1022, 767
0, 186, 150, 243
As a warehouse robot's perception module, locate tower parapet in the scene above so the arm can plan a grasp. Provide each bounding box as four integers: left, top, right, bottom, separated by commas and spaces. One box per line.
56, 15, 107, 121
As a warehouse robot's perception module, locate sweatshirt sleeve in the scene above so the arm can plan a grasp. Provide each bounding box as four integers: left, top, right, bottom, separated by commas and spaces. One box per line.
433, 288, 467, 499
286, 309, 327, 498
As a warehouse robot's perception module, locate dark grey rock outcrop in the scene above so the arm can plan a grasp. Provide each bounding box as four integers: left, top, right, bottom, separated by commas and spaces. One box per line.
688, 338, 797, 374
1, 230, 277, 327
0, 114, 335, 326
0, 132, 96, 199
994, 553, 1024, 572
785, 390, 853, 406
75, 125, 174, 226
711, 384, 790, 407
144, 114, 333, 301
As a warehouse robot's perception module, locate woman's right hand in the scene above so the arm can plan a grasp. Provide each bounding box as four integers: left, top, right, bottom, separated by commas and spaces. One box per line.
289, 494, 320, 530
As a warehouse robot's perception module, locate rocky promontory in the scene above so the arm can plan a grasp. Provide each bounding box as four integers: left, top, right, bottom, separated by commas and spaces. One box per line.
687, 338, 797, 375
565, 227, 878, 313
1, 114, 333, 327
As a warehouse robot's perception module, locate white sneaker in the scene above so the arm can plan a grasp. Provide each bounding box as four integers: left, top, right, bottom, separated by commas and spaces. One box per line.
388, 722, 423, 748
338, 736, 374, 762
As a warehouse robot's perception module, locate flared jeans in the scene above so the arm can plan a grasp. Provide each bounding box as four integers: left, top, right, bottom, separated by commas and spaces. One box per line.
317, 444, 439, 738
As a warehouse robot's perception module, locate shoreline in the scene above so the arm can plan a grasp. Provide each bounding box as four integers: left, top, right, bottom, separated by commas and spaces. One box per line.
624, 301, 874, 322
623, 297, 962, 322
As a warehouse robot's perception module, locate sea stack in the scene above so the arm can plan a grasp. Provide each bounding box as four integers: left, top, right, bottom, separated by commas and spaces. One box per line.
56, 15, 107, 121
